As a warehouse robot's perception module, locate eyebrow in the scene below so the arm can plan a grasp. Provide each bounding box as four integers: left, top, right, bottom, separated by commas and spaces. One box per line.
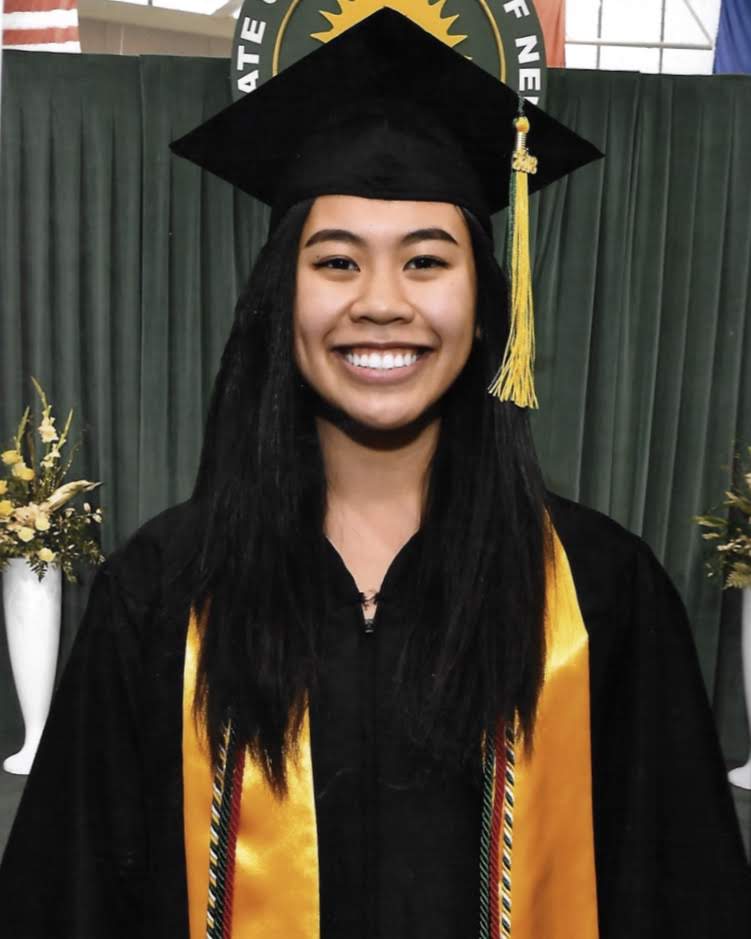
303, 227, 460, 248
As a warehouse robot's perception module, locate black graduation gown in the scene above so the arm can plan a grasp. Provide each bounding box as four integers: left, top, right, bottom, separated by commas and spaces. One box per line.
0, 495, 748, 938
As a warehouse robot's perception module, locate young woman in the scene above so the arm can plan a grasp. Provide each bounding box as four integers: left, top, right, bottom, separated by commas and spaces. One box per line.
0, 10, 748, 939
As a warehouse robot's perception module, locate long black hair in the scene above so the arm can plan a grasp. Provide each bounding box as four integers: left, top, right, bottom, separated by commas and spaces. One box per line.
190, 199, 549, 792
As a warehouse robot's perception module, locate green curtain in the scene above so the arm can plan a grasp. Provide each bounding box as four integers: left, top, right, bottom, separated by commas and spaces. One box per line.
528, 70, 751, 761
1, 53, 749, 765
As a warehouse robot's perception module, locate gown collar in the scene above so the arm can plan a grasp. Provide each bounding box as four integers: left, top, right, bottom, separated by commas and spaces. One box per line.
322, 530, 423, 609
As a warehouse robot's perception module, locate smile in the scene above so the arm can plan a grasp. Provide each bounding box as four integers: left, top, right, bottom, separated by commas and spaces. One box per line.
341, 349, 423, 371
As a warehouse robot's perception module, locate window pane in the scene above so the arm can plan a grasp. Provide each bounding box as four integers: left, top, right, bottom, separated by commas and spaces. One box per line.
661, 48, 715, 74
566, 0, 602, 39
601, 0, 663, 42
599, 45, 661, 72
664, 0, 720, 44
565, 44, 599, 69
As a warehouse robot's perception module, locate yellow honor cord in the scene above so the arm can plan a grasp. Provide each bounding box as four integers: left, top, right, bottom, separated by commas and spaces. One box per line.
489, 114, 539, 409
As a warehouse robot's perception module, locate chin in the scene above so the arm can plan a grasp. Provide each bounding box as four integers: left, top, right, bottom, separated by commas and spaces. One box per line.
322, 397, 440, 439
354, 414, 422, 434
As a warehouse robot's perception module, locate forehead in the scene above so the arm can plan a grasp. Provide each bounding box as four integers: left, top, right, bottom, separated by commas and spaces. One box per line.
301, 195, 470, 242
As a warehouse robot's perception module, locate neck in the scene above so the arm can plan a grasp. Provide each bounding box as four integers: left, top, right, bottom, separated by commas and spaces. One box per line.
317, 410, 440, 554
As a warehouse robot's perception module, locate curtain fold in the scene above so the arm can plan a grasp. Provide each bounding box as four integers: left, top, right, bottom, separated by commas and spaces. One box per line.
1, 54, 749, 762
137, 57, 256, 522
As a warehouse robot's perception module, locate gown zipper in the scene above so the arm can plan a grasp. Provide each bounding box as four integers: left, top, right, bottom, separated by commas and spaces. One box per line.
361, 601, 379, 939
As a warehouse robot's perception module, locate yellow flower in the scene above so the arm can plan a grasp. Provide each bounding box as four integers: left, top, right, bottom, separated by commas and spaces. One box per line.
38, 416, 58, 444
0, 480, 6, 495
14, 503, 36, 524
1, 450, 20, 465
12, 463, 35, 481
0, 499, 12, 518
34, 512, 50, 532
17, 527, 34, 542
38, 547, 56, 563
41, 447, 61, 469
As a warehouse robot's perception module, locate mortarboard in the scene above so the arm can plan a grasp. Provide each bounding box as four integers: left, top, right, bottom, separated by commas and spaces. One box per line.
170, 8, 603, 408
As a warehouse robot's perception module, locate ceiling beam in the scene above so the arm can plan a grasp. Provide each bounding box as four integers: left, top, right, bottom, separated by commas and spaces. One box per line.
77, 0, 235, 39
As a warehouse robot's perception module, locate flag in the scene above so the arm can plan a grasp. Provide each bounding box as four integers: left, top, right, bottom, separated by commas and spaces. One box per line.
536, 0, 565, 68
714, 0, 751, 73
2, 0, 80, 52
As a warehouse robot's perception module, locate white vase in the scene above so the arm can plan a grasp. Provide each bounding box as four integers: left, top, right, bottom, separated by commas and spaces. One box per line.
728, 586, 751, 790
2, 557, 62, 775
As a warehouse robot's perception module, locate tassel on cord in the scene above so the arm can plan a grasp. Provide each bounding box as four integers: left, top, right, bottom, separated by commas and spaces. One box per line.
479, 719, 515, 938
488, 111, 539, 409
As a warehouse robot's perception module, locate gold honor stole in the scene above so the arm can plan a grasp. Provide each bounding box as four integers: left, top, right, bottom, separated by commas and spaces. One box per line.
182, 530, 599, 938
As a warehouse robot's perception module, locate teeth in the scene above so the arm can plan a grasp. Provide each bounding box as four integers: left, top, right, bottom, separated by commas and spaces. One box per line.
344, 350, 420, 370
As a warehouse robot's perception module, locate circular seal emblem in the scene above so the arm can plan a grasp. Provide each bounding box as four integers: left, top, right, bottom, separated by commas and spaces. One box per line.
231, 0, 547, 105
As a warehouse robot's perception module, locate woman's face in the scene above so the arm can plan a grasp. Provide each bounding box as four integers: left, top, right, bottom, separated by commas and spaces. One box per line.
294, 195, 477, 432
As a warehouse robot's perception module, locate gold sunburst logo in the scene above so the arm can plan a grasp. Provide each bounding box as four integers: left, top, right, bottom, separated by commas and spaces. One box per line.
311, 0, 466, 49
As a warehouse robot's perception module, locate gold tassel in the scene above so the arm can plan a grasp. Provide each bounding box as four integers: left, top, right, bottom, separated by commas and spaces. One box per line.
488, 114, 539, 409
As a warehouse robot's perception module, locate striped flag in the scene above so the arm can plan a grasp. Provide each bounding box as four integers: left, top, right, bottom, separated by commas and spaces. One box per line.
536, 0, 565, 68
2, 0, 80, 51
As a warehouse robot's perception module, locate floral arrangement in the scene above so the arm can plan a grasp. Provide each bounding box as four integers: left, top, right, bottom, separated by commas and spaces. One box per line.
695, 446, 751, 589
0, 378, 104, 583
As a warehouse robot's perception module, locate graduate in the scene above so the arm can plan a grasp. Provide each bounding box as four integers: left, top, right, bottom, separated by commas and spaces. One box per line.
0, 10, 748, 939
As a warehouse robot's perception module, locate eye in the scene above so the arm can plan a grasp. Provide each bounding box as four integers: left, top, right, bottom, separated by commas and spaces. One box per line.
405, 256, 449, 270
313, 257, 359, 271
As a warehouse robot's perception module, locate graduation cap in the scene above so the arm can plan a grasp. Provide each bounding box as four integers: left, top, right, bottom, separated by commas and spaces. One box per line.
171, 8, 602, 409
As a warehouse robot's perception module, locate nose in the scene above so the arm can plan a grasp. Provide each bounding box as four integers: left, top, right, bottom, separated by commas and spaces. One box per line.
348, 267, 415, 325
